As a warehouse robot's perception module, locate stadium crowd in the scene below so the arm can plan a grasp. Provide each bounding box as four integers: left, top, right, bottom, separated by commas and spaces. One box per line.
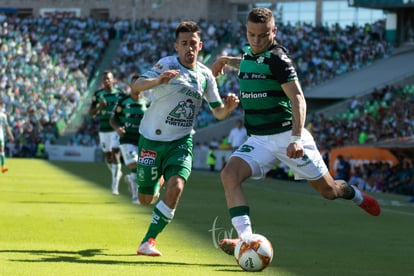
1, 13, 414, 196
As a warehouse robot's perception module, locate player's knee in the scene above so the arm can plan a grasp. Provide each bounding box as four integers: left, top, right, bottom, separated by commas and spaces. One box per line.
138, 195, 152, 206
220, 166, 238, 187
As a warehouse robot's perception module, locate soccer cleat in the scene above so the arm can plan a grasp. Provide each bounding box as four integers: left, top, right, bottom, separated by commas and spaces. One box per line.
2, 166, 8, 173
219, 238, 241, 256
137, 238, 162, 256
359, 192, 381, 216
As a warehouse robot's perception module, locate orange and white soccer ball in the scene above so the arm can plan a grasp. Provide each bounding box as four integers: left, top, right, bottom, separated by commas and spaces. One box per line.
234, 234, 274, 272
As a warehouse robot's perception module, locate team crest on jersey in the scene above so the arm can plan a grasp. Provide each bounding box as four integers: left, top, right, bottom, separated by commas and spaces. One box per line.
116, 106, 122, 113
165, 99, 195, 127
138, 149, 157, 166
256, 56, 265, 64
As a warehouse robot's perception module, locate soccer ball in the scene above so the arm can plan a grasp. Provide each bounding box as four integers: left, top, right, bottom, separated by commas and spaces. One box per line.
234, 234, 274, 272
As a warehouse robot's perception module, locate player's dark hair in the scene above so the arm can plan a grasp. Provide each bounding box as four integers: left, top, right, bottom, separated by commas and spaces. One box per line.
175, 21, 200, 40
247, 7, 274, 24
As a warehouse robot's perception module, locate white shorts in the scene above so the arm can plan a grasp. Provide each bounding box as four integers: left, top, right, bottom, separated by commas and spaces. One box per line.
99, 131, 120, 152
120, 143, 138, 166
231, 129, 328, 180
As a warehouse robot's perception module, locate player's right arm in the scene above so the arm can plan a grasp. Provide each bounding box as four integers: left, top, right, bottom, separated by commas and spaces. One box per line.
131, 70, 180, 93
88, 93, 106, 116
211, 56, 241, 77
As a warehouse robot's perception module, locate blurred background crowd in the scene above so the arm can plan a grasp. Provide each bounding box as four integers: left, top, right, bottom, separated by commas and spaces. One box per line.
1, 13, 414, 196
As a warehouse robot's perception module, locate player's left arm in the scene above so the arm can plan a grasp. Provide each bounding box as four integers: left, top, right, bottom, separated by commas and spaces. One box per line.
211, 93, 240, 120
282, 80, 307, 159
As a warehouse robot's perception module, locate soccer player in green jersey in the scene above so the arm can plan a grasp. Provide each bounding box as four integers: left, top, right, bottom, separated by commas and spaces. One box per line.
131, 21, 240, 256
89, 71, 124, 195
0, 103, 14, 173
110, 75, 164, 204
211, 7, 381, 256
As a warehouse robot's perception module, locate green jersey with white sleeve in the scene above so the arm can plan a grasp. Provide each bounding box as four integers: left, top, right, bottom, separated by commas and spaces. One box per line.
139, 56, 223, 142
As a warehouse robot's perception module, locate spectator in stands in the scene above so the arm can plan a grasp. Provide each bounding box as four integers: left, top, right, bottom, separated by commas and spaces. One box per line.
89, 71, 124, 195
227, 119, 248, 151
334, 154, 351, 181
206, 145, 217, 172
348, 166, 368, 191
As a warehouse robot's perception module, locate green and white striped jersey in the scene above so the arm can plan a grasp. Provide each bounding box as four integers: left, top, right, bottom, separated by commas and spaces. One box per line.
112, 95, 147, 145
239, 41, 298, 136
91, 87, 125, 132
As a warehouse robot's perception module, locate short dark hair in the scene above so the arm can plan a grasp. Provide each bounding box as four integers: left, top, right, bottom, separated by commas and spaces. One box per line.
247, 7, 274, 24
175, 21, 200, 40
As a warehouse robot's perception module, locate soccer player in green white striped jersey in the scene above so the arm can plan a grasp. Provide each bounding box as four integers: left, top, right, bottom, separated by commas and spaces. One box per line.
89, 71, 124, 195
110, 75, 164, 205
211, 7, 381, 256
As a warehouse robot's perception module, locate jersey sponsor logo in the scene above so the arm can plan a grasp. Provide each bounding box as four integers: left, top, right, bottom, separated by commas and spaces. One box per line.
240, 72, 267, 80
251, 73, 266, 79
124, 122, 140, 129
166, 99, 195, 127
181, 87, 202, 100
240, 91, 268, 99
138, 149, 157, 166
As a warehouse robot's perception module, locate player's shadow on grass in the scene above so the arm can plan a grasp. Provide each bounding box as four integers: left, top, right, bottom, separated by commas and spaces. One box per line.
1, 248, 239, 270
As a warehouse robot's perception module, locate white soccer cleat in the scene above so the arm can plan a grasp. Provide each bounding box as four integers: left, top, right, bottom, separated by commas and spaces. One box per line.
137, 238, 162, 256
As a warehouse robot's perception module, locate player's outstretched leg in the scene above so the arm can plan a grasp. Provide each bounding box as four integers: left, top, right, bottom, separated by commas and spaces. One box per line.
357, 188, 381, 216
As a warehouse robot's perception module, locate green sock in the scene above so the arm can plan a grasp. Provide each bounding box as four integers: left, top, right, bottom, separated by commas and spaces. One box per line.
229, 206, 250, 219
142, 205, 172, 242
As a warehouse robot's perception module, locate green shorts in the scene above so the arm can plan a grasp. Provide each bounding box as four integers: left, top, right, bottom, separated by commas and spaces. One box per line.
137, 134, 193, 195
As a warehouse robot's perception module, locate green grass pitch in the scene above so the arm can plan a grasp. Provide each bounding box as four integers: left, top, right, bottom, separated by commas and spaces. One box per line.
1, 158, 414, 275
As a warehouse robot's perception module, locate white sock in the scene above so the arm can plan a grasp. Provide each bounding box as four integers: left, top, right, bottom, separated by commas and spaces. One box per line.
231, 215, 252, 239
130, 173, 138, 198
111, 163, 122, 183
156, 200, 175, 219
351, 186, 364, 205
